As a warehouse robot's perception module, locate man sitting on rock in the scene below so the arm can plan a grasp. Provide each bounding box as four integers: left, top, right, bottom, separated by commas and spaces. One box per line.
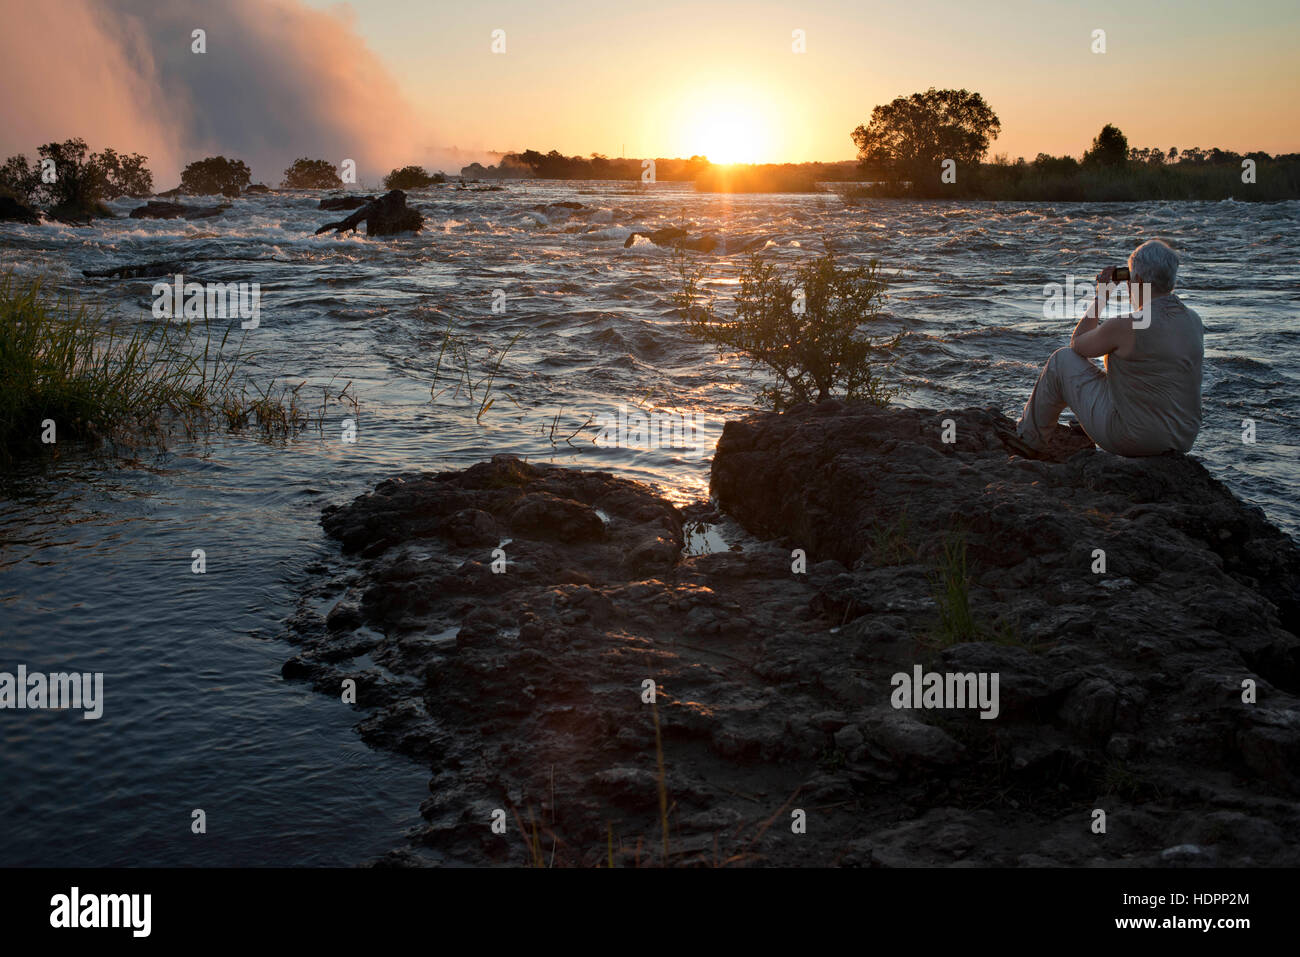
1010, 239, 1204, 458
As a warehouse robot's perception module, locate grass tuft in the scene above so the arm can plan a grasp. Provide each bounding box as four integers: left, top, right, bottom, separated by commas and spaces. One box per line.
0, 271, 349, 465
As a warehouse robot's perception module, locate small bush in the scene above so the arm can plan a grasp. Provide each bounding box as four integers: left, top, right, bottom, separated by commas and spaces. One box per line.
675, 246, 902, 410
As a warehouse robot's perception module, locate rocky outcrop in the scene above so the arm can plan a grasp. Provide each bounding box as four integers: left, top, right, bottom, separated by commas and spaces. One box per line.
47, 201, 112, 224
315, 189, 423, 236
288, 404, 1300, 867
319, 195, 373, 211
82, 259, 189, 280
129, 200, 229, 220
624, 227, 720, 253
0, 196, 40, 224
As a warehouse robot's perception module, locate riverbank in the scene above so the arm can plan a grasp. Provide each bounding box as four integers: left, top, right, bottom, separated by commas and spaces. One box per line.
287, 402, 1300, 866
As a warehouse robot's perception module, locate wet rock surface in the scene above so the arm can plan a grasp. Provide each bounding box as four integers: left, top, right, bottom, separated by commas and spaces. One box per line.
315, 188, 423, 236
129, 200, 230, 219
0, 195, 40, 224
287, 404, 1300, 866
319, 195, 374, 211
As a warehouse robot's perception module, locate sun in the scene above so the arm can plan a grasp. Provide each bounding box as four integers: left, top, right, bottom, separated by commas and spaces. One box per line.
681, 94, 773, 165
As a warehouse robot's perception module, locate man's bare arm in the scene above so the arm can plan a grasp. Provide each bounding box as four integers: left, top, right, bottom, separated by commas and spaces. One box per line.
1070, 265, 1129, 358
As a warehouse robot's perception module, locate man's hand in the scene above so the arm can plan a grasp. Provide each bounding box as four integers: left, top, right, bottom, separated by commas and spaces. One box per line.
1095, 266, 1118, 306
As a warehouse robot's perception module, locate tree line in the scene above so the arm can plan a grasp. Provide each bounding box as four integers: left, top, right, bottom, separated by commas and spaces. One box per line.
850, 89, 1300, 200
0, 142, 459, 219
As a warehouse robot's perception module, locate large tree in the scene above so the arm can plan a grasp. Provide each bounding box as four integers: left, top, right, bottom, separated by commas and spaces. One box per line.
852, 88, 1001, 192
1, 139, 153, 212
181, 156, 251, 196
1083, 124, 1129, 167
282, 157, 343, 189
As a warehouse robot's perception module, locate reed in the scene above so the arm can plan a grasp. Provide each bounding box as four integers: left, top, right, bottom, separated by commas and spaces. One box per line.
0, 271, 336, 464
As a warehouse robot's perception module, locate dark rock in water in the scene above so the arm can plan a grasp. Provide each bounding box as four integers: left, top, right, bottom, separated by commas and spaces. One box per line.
47, 201, 112, 224
130, 200, 229, 220
533, 201, 584, 212
624, 227, 720, 253
82, 259, 188, 280
315, 189, 422, 237
319, 195, 374, 211
293, 406, 1300, 867
245, 184, 271, 194
0, 196, 40, 224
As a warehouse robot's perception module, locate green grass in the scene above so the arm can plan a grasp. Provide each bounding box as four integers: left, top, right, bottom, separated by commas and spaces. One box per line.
0, 271, 342, 465
429, 314, 523, 423
928, 530, 978, 644
924, 528, 1034, 649
869, 508, 916, 565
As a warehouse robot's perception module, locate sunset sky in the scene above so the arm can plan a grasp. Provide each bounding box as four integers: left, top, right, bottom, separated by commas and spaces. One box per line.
306, 0, 1300, 163
2, 0, 1297, 181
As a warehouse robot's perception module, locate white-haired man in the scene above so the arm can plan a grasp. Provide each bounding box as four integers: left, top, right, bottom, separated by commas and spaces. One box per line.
1010, 239, 1204, 457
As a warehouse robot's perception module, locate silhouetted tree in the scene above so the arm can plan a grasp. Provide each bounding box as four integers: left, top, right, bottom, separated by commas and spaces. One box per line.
181, 156, 252, 196
1084, 124, 1129, 167
96, 147, 154, 197
383, 165, 444, 189
282, 158, 343, 189
36, 139, 114, 216
1032, 153, 1080, 176
851, 88, 1000, 193
0, 154, 41, 204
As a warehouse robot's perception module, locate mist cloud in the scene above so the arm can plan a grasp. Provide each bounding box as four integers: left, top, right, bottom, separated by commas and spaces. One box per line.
0, 0, 450, 186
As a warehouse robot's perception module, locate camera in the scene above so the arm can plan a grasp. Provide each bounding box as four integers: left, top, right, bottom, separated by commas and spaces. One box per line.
1113, 267, 1131, 281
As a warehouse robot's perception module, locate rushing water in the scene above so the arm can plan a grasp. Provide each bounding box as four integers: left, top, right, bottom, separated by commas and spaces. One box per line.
1, 183, 1296, 865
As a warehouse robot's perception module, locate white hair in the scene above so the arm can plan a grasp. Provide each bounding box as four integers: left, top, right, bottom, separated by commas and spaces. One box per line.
1129, 239, 1179, 294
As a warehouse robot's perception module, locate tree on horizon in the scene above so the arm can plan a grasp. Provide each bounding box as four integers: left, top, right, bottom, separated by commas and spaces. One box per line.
852, 88, 1001, 194
1084, 124, 1129, 167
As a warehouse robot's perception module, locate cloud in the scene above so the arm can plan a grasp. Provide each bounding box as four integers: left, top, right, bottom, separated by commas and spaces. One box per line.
0, 0, 435, 185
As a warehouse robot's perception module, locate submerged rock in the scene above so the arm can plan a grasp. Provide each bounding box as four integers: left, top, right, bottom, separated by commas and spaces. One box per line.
0, 196, 40, 224
82, 259, 189, 280
315, 188, 423, 237
319, 194, 373, 211
623, 227, 720, 253
47, 200, 112, 224
290, 405, 1300, 867
129, 200, 229, 220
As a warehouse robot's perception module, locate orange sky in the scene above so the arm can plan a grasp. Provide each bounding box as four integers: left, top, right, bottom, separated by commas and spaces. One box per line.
3, 0, 1296, 183
309, 0, 1300, 164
